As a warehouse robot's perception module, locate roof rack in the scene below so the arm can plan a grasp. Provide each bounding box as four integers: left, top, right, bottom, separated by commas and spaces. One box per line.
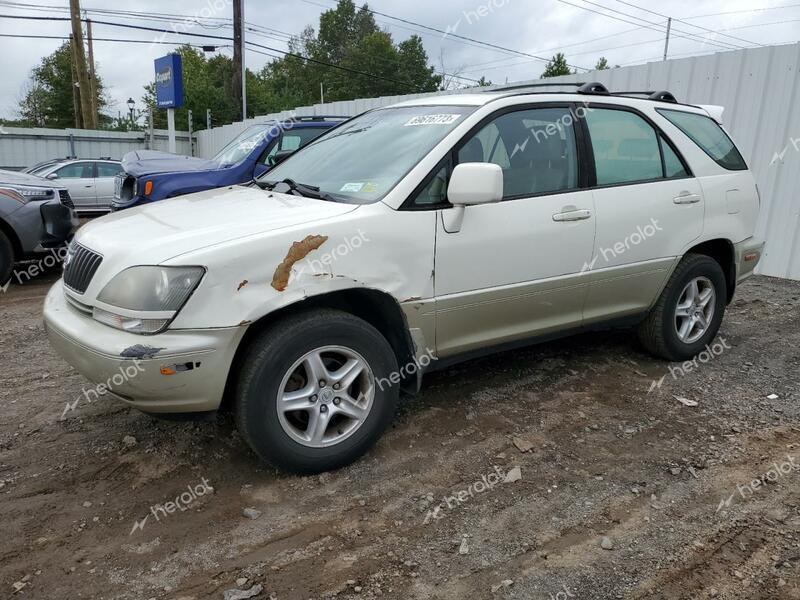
485, 81, 610, 96
613, 90, 678, 104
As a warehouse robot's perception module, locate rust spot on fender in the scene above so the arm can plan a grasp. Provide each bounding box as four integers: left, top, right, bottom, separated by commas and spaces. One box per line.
237, 280, 249, 292
271, 235, 328, 292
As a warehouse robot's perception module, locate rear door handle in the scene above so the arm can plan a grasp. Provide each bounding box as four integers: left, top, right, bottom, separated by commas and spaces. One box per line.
553, 209, 592, 222
673, 193, 701, 204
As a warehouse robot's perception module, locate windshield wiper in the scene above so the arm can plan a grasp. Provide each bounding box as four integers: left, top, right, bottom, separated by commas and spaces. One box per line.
255, 178, 339, 202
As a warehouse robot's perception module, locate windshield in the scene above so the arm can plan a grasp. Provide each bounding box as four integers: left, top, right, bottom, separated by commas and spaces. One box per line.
213, 124, 277, 166
259, 105, 476, 203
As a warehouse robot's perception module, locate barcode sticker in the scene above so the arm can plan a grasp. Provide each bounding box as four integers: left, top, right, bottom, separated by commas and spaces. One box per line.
404, 114, 462, 126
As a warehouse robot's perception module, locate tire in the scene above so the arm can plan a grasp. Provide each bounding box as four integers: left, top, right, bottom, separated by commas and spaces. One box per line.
638, 253, 727, 362
0, 230, 14, 287
235, 308, 399, 474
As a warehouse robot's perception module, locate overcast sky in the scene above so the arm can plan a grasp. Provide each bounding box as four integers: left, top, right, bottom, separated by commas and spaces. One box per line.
1, 0, 799, 120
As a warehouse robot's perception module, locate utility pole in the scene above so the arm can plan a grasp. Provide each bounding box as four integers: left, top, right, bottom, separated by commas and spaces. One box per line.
69, 0, 94, 129
233, 0, 246, 121
69, 34, 83, 129
86, 16, 98, 127
663, 17, 672, 61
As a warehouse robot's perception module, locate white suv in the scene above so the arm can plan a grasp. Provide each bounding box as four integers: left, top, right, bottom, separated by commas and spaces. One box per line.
44, 83, 764, 473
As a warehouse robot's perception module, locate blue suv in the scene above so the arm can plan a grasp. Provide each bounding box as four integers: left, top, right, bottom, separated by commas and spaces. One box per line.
112, 116, 347, 210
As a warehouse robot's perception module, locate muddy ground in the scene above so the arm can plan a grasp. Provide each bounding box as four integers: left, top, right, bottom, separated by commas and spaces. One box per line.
1, 269, 799, 600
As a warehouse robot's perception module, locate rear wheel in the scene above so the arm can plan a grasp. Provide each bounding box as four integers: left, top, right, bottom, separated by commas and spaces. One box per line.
235, 309, 399, 473
0, 230, 14, 287
638, 254, 727, 361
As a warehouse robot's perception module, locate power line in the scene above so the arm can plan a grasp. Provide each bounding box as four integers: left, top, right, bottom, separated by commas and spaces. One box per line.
306, 0, 590, 71
683, 4, 800, 21
0, 32, 231, 48
610, 0, 763, 47
573, 0, 745, 49
556, 0, 748, 52
0, 13, 445, 93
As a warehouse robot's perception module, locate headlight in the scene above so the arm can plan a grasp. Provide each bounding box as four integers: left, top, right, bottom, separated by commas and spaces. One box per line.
0, 185, 54, 204
93, 266, 205, 334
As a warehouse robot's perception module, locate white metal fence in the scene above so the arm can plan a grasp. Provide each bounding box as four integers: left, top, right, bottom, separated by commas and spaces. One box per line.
197, 42, 800, 280
0, 126, 194, 170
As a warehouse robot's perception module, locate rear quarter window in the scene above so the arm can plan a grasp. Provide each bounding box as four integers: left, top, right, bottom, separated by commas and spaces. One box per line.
657, 108, 747, 171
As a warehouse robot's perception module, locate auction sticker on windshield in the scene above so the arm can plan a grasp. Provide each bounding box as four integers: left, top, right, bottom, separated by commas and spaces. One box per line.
404, 114, 462, 126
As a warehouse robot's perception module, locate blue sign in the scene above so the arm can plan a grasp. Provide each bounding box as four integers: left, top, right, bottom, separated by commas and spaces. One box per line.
154, 54, 184, 109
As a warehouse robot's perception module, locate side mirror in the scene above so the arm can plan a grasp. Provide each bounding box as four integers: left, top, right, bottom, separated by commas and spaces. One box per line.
447, 163, 503, 206
46, 172, 58, 180
268, 149, 295, 167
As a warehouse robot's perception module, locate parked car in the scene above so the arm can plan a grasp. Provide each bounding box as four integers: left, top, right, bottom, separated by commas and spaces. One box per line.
0, 169, 78, 285
44, 84, 764, 473
29, 158, 124, 214
112, 116, 347, 210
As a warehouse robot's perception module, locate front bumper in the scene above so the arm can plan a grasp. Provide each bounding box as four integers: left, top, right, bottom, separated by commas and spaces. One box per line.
13, 198, 77, 257
734, 237, 765, 283
43, 280, 246, 413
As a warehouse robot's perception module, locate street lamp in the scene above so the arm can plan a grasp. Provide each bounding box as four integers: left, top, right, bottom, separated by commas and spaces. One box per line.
127, 98, 136, 123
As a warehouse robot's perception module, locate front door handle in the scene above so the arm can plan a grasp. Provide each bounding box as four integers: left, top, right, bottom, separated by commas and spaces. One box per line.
673, 192, 701, 204
553, 209, 592, 222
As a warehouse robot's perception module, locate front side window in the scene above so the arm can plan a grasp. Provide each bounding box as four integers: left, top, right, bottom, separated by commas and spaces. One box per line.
457, 107, 579, 198
55, 163, 93, 179
213, 125, 277, 166
657, 108, 747, 171
259, 105, 475, 204
585, 109, 663, 185
262, 127, 329, 163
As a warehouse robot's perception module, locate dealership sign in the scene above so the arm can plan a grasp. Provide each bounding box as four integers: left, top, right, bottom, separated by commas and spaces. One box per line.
154, 54, 184, 109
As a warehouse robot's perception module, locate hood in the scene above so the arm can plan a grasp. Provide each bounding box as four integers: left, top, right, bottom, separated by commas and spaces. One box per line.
122, 150, 221, 177
0, 168, 57, 187
76, 185, 360, 265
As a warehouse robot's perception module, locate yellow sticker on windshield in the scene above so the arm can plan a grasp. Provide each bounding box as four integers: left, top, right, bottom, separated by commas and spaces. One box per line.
404, 114, 462, 126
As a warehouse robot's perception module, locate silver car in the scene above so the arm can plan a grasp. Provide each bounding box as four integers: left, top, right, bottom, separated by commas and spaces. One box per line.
29, 159, 123, 213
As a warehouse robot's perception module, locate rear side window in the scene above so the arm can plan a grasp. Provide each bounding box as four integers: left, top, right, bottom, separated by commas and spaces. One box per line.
585, 109, 663, 185
96, 163, 123, 177
657, 109, 747, 171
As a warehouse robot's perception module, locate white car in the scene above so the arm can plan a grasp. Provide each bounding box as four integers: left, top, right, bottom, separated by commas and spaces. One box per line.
44, 83, 764, 473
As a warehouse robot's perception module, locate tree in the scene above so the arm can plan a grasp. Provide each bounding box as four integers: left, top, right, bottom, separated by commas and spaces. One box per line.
595, 57, 610, 71
541, 53, 572, 78
262, 0, 441, 107
475, 76, 493, 87
17, 41, 107, 128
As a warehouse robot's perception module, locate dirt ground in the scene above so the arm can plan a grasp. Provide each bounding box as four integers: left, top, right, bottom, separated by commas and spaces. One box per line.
1, 269, 799, 600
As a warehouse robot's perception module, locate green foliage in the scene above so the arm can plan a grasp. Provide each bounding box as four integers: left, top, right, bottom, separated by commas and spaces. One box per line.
595, 57, 610, 71
17, 42, 107, 128
541, 53, 573, 79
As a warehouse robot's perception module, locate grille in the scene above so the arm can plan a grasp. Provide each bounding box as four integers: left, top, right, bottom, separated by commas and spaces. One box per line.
63, 243, 103, 294
59, 189, 74, 209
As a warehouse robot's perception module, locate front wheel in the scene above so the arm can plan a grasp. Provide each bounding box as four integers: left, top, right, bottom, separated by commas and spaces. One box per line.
638, 254, 727, 361
235, 309, 399, 473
